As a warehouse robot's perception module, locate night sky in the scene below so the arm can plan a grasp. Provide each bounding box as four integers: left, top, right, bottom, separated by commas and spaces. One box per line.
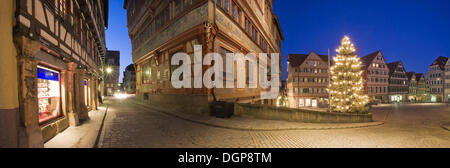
106, 0, 130, 83
106, 0, 450, 82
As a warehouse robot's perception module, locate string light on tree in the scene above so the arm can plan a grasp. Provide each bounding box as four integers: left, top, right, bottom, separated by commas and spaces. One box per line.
327, 36, 369, 113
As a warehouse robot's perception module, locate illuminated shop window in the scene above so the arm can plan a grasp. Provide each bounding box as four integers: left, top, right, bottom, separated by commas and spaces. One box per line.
299, 99, 304, 107
305, 98, 311, 107
311, 99, 318, 107
37, 66, 61, 124
84, 79, 91, 107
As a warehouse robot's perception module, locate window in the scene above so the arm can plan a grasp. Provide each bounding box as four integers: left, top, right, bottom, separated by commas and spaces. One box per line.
175, 0, 182, 16
219, 1, 268, 52
232, 1, 236, 20
142, 63, 151, 84
224, 0, 230, 13
245, 17, 250, 34
59, 0, 71, 21
253, 28, 258, 42
84, 79, 91, 107
251, 26, 255, 41
236, 6, 242, 25
228, 1, 242, 25
303, 88, 309, 93
260, 38, 267, 52
37, 66, 61, 124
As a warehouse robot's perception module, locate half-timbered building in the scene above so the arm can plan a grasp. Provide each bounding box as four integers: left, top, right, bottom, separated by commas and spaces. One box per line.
415, 73, 430, 102
361, 51, 389, 103
0, 0, 108, 147
387, 61, 408, 102
406, 72, 417, 102
445, 58, 450, 102
287, 51, 329, 108
426, 56, 448, 102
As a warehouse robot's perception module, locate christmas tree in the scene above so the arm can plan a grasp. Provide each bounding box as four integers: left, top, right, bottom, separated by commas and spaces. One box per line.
328, 36, 369, 113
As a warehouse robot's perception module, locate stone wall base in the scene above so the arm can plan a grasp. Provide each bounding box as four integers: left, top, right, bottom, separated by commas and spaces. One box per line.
40, 117, 69, 142
136, 93, 210, 115
235, 103, 373, 123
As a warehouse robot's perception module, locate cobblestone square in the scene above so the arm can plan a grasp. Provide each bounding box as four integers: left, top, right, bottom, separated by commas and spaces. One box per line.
97, 98, 450, 148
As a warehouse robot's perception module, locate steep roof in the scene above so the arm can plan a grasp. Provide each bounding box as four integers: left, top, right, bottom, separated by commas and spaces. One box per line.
405, 72, 415, 81
361, 50, 381, 68
288, 54, 308, 67
288, 51, 328, 67
430, 56, 448, 70
415, 73, 424, 81
125, 64, 135, 71
318, 54, 329, 63
387, 61, 403, 76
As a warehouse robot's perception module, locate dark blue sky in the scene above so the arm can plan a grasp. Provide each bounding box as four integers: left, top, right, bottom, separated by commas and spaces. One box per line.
106, 0, 450, 82
274, 0, 450, 79
106, 0, 130, 82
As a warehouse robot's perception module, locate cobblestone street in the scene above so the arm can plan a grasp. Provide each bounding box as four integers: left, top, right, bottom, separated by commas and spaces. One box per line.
98, 98, 450, 148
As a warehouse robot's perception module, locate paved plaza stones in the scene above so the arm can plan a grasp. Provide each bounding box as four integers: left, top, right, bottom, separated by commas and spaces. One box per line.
94, 98, 450, 148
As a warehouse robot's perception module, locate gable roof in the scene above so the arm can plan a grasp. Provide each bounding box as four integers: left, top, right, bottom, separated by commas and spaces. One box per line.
387, 61, 404, 76
430, 56, 448, 70
288, 54, 308, 67
318, 54, 329, 63
415, 73, 424, 81
288, 51, 328, 67
361, 50, 381, 68
405, 72, 415, 81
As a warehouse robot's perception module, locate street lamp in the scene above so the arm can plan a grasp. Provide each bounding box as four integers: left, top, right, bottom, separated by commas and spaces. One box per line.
106, 67, 112, 74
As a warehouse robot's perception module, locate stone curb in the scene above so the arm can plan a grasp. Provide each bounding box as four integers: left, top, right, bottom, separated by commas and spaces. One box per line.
130, 100, 384, 131
95, 104, 110, 148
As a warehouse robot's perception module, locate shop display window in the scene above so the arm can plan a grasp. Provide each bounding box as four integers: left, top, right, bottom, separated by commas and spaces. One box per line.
299, 99, 304, 107
312, 99, 318, 107
37, 66, 61, 123
305, 98, 311, 107
84, 79, 91, 107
